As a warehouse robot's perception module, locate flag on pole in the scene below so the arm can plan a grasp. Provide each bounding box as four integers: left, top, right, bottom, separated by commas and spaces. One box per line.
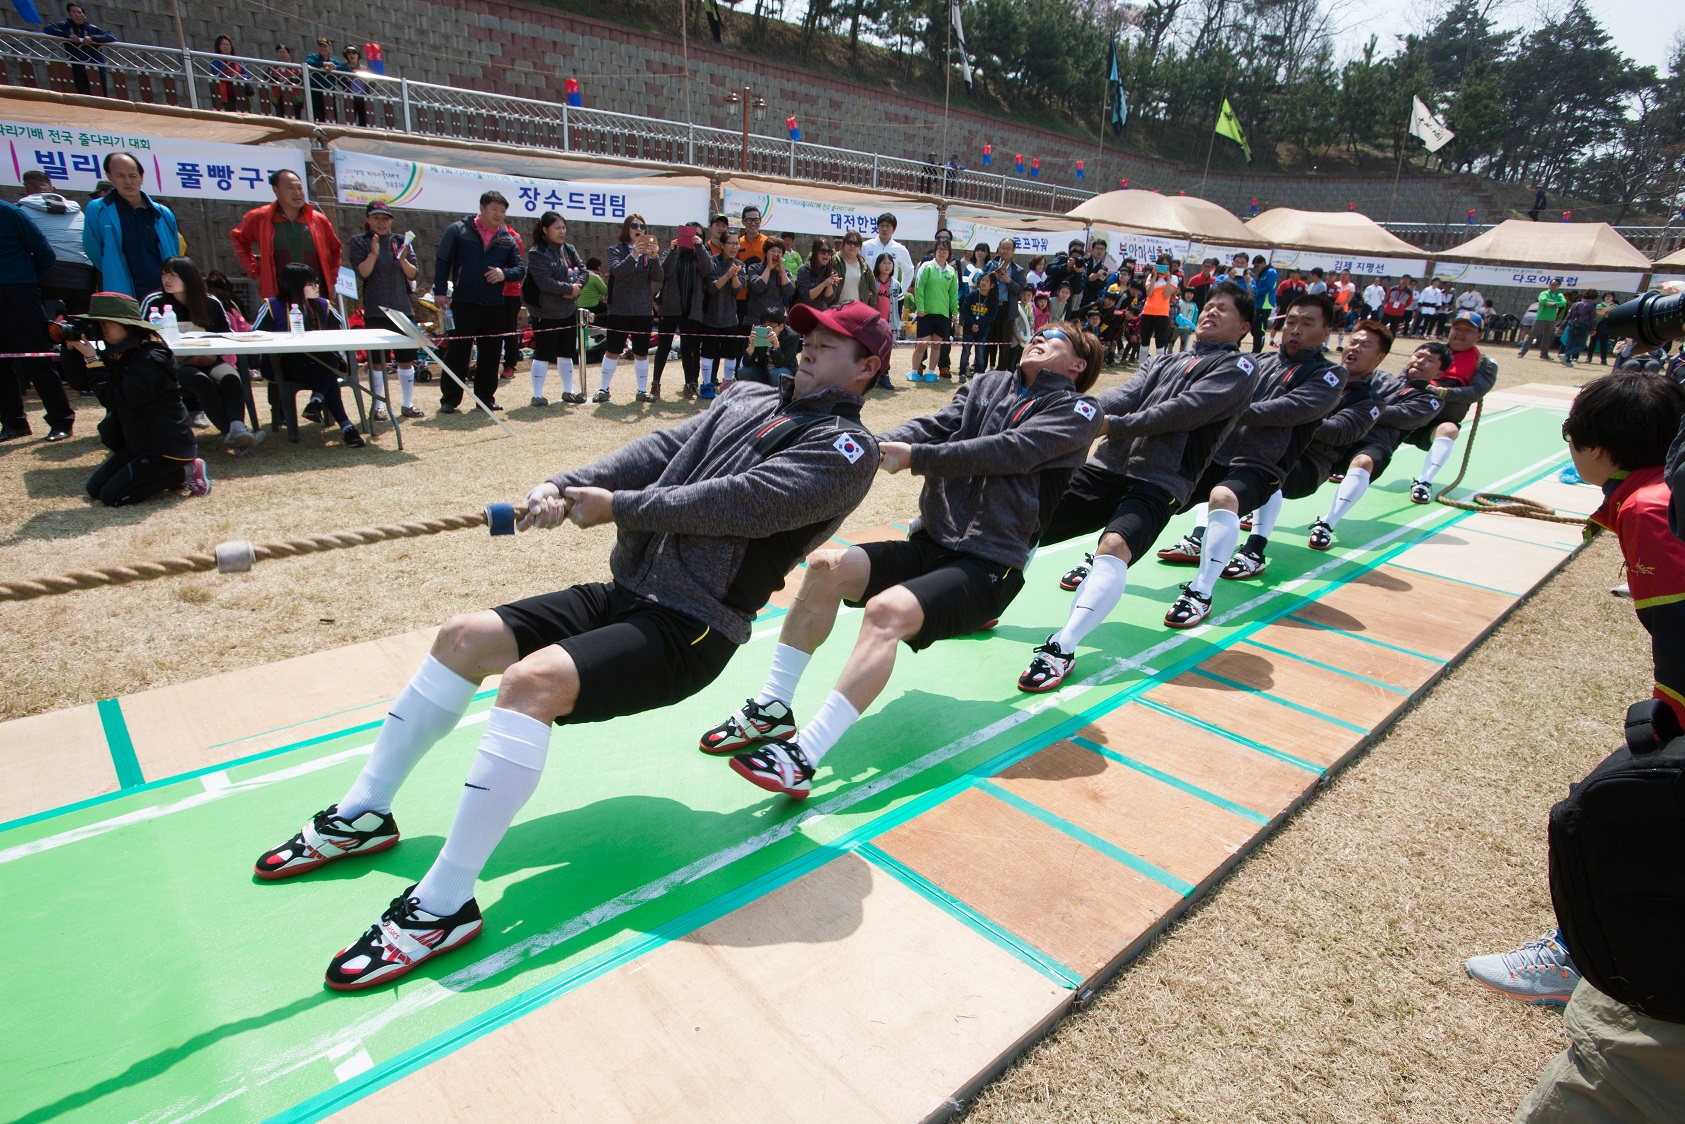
1407, 95, 1454, 153
949, 0, 974, 94
786, 116, 801, 142
11, 0, 41, 22
1214, 98, 1252, 164
1106, 41, 1127, 136
701, 0, 724, 44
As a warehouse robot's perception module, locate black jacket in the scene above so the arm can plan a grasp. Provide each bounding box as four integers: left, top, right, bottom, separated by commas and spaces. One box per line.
1096, 341, 1259, 505
1297, 375, 1381, 477
432, 216, 524, 307
91, 336, 196, 460
1366, 369, 1444, 446
879, 368, 1104, 568
1215, 348, 1347, 480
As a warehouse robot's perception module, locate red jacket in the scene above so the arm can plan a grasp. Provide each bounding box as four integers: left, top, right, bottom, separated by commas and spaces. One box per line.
1590, 465, 1685, 725
230, 202, 343, 298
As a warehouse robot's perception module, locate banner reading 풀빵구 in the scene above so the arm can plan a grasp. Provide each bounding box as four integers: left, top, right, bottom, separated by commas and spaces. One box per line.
721, 185, 939, 242
0, 119, 307, 203
333, 149, 708, 227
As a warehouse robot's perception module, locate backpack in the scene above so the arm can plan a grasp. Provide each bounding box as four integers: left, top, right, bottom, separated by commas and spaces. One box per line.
1547, 699, 1685, 1023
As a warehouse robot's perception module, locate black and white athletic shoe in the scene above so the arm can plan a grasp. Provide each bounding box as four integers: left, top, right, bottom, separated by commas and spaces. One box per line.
254, 805, 400, 880
730, 740, 816, 798
324, 885, 483, 991
1017, 639, 1075, 693
1059, 553, 1094, 591
1221, 547, 1268, 580
1156, 535, 1202, 564
699, 698, 796, 755
1410, 479, 1432, 504
1239, 512, 1254, 531
1308, 519, 1334, 551
1163, 583, 1212, 629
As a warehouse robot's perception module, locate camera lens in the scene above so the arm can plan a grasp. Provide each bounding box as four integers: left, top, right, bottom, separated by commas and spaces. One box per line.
1602, 290, 1685, 348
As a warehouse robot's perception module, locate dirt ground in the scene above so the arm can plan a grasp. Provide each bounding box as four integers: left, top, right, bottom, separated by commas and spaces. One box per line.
0, 340, 1618, 1118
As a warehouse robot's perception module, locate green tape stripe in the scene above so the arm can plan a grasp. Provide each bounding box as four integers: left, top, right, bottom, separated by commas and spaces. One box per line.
95, 698, 143, 790
1186, 668, 1371, 734
1136, 698, 1326, 775
268, 842, 850, 1124
857, 842, 1083, 989
1238, 639, 1412, 695
1068, 736, 1270, 825
1280, 615, 1442, 663
977, 780, 1196, 897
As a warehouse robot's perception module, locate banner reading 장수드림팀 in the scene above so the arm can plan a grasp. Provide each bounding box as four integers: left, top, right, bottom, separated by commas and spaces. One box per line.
0, 119, 308, 203
332, 149, 708, 227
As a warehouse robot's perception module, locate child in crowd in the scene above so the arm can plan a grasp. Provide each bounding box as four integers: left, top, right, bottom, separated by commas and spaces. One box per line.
737, 306, 802, 386
1006, 285, 1035, 371
957, 272, 998, 382
1174, 293, 1198, 352
1032, 290, 1052, 334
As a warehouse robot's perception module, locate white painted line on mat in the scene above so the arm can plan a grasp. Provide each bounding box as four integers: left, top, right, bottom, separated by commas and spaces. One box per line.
218, 445, 1574, 1112
332, 1046, 375, 1083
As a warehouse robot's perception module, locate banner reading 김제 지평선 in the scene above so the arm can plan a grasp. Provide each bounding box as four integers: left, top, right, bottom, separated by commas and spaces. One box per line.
0, 119, 308, 203
333, 149, 707, 227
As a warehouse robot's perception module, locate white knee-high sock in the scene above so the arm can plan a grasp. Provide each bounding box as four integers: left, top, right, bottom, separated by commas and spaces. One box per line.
529, 359, 548, 399
1324, 467, 1371, 527
1191, 508, 1241, 597
413, 707, 550, 916
1052, 553, 1128, 651
795, 690, 860, 767
339, 656, 478, 819
1191, 502, 1210, 531
557, 358, 575, 396
599, 356, 617, 391
634, 357, 649, 392
1253, 490, 1284, 540
756, 643, 812, 706
396, 365, 415, 409
1419, 436, 1455, 484
718, 358, 737, 384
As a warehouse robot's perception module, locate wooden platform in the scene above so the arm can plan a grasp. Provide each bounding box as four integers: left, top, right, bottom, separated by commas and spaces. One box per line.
0, 401, 1591, 1124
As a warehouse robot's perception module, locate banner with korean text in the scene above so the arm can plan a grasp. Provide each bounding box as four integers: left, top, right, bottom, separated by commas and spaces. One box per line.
0, 119, 307, 203
721, 185, 939, 241
1433, 261, 1645, 293
333, 149, 707, 227
946, 219, 1089, 258
1267, 248, 1427, 279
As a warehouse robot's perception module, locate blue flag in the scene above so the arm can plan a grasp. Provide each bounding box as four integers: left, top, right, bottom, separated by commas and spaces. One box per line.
12, 0, 43, 23
1106, 42, 1127, 136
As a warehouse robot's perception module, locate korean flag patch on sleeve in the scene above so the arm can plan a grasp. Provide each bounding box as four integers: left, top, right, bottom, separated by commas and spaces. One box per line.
1370, 406, 1381, 420
1074, 400, 1097, 421
1238, 356, 1254, 375
834, 432, 865, 464
1323, 371, 1341, 386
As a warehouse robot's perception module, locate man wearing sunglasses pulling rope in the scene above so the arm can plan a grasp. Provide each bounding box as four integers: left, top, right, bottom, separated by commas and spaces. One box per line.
701, 322, 1106, 798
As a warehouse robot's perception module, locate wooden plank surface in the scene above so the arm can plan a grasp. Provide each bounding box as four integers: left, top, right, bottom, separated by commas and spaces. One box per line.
1291, 568, 1513, 661
0, 704, 115, 823
1145, 673, 1360, 769
1205, 644, 1408, 730
1250, 617, 1442, 692
335, 853, 1068, 1124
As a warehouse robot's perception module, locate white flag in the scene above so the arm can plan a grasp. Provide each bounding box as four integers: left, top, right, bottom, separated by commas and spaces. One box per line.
950, 0, 974, 94
1408, 95, 1455, 153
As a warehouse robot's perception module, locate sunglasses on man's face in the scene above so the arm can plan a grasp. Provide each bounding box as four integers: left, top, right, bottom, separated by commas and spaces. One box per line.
1031, 329, 1071, 347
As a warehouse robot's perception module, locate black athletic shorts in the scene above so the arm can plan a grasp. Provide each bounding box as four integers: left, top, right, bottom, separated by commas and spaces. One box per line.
492, 582, 737, 725
846, 533, 1025, 652
1351, 426, 1408, 480
1187, 461, 1280, 519
1282, 451, 1339, 500
916, 314, 953, 340
1038, 463, 1178, 562
602, 313, 654, 357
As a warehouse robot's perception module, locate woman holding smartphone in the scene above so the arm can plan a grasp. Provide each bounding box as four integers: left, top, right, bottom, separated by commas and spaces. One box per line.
598, 213, 662, 403
792, 238, 840, 311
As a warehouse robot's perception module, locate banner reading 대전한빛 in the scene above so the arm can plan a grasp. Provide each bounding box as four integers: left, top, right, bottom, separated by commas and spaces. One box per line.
721, 185, 940, 242
333, 149, 708, 227
0, 119, 307, 203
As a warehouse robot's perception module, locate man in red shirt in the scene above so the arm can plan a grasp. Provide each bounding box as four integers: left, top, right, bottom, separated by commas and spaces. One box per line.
1398, 310, 1497, 502
230, 169, 342, 298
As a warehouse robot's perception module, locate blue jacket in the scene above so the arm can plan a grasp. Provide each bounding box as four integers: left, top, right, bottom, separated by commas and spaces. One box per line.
82, 192, 182, 297
433, 215, 524, 308
0, 199, 54, 287
1251, 266, 1278, 312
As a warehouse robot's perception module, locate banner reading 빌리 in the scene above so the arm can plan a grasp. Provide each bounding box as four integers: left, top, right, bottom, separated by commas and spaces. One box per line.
332, 149, 707, 226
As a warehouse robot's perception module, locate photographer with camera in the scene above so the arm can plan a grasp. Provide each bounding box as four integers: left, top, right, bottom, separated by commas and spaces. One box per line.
0, 197, 75, 443
65, 292, 206, 503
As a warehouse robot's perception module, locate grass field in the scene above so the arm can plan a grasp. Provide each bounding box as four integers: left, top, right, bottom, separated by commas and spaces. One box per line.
0, 342, 1621, 1121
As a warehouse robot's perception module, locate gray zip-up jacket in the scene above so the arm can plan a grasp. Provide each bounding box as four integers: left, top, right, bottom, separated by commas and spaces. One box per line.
1365, 369, 1443, 444
523, 239, 589, 320
879, 368, 1103, 568
1215, 347, 1347, 479
1298, 374, 1381, 475
605, 240, 661, 317
745, 257, 796, 323
703, 253, 747, 329
1095, 341, 1259, 505
548, 380, 877, 644
659, 242, 712, 321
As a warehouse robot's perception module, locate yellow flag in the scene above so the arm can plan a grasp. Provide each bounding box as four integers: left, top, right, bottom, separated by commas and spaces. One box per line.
1215, 98, 1252, 164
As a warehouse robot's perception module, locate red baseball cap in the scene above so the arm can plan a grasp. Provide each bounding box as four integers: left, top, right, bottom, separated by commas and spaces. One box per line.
787, 300, 893, 374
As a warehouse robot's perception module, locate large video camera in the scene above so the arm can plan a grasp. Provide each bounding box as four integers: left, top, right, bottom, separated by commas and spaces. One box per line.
1603, 290, 1685, 346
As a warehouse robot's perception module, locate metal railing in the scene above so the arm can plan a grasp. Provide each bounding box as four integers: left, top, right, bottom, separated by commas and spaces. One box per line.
0, 27, 1093, 214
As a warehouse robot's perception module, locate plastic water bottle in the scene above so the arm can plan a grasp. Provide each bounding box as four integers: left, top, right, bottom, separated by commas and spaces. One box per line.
287, 303, 306, 337
159, 305, 179, 346
148, 309, 164, 336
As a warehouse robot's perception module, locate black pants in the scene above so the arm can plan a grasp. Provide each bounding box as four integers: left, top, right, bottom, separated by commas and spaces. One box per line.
274, 353, 350, 426
680, 318, 707, 389
69, 62, 108, 98
40, 284, 92, 391
87, 449, 186, 507
442, 302, 505, 409
1251, 308, 1271, 352
0, 284, 74, 433
650, 313, 682, 390
175, 363, 246, 433
501, 295, 523, 369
